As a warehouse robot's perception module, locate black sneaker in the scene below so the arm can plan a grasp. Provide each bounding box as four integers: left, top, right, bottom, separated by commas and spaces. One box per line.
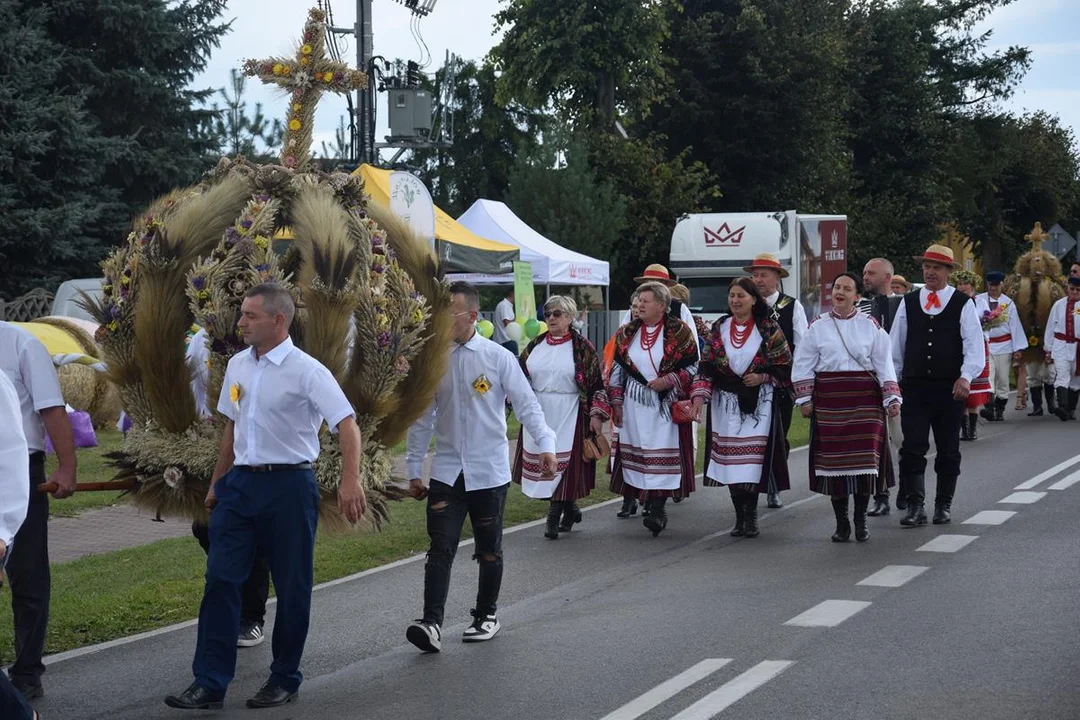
237, 620, 265, 648
10, 676, 43, 700
406, 620, 442, 652
462, 611, 501, 643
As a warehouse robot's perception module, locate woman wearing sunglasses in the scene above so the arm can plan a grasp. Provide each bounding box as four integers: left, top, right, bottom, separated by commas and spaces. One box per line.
513, 296, 609, 539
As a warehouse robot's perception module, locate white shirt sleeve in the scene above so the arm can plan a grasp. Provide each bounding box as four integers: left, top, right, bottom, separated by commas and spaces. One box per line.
501, 350, 556, 454
872, 326, 901, 405
793, 300, 809, 348
495, 299, 514, 327
680, 303, 699, 346
890, 299, 909, 379
959, 300, 987, 383
305, 364, 356, 432
790, 323, 820, 405
216, 361, 237, 421
405, 400, 437, 480
1007, 299, 1029, 353
20, 335, 64, 412
0, 373, 29, 550
1046, 300, 1065, 353
186, 330, 211, 417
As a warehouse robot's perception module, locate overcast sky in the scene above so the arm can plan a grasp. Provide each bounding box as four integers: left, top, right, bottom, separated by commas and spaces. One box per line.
194, 0, 1080, 163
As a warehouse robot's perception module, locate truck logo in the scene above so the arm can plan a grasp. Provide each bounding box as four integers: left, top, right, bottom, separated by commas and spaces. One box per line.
704, 223, 746, 247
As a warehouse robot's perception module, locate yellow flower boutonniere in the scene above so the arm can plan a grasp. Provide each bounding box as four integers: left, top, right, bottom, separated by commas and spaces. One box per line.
229, 383, 242, 412
472, 374, 491, 396
1029, 335, 1040, 347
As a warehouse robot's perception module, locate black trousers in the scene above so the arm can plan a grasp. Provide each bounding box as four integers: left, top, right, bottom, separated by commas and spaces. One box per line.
0, 672, 34, 719
777, 391, 794, 460
192, 520, 270, 626
422, 475, 507, 626
898, 379, 965, 504
6, 453, 49, 686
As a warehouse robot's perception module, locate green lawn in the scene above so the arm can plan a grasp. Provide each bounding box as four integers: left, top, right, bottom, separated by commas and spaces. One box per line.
0, 412, 810, 662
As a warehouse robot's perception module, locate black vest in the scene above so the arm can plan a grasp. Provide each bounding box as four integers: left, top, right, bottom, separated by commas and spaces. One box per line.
773, 294, 796, 353
669, 299, 684, 321
902, 290, 966, 380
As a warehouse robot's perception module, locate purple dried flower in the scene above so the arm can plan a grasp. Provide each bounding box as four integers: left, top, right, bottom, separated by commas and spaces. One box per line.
255, 263, 270, 272
191, 276, 206, 291
240, 218, 253, 230
378, 331, 392, 348
373, 263, 385, 275
110, 306, 121, 319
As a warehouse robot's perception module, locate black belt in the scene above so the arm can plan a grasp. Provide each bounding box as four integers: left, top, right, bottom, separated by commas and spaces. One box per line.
234, 463, 313, 473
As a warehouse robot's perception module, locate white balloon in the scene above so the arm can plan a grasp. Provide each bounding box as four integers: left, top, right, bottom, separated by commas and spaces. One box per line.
505, 321, 523, 341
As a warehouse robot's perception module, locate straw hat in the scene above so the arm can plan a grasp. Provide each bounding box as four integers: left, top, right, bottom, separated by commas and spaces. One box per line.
892, 275, 912, 291
742, 252, 789, 278
634, 263, 677, 286
912, 244, 958, 269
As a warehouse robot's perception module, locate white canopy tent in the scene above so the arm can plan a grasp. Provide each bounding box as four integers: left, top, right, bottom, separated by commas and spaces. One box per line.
451, 200, 611, 293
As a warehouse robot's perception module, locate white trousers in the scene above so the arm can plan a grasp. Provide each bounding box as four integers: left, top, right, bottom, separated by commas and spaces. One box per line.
1053, 359, 1080, 391
988, 352, 1012, 399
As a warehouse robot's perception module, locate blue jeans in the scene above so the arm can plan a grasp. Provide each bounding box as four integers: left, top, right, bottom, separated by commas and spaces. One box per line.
0, 672, 34, 719
192, 467, 319, 695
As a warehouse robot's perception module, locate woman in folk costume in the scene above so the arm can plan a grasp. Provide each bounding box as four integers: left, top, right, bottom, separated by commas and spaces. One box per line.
952, 273, 993, 440
513, 295, 609, 540
792, 272, 901, 543
608, 282, 699, 536
692, 277, 793, 538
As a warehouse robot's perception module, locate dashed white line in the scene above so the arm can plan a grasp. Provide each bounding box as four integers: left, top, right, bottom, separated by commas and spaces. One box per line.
962, 510, 1016, 525
599, 659, 732, 720
1014, 454, 1080, 490
784, 600, 871, 628
998, 491, 1046, 504
1048, 471, 1080, 491
856, 565, 929, 588
669, 661, 795, 720
917, 534, 978, 553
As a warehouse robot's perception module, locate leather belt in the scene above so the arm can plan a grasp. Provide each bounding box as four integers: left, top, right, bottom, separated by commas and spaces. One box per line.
234, 463, 313, 473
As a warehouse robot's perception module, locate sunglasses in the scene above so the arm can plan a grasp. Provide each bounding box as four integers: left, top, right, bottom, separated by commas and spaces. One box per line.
544, 310, 564, 319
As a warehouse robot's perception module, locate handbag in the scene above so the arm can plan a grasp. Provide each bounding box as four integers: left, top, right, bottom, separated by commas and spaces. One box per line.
582, 431, 611, 461
672, 399, 696, 425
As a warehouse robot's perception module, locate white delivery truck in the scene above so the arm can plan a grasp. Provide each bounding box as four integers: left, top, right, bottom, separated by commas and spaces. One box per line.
668, 210, 848, 322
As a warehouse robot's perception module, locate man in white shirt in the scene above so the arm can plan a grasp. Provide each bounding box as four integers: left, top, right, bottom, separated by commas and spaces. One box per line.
890, 245, 985, 527
1044, 276, 1080, 420
745, 253, 808, 508
976, 270, 1028, 421
0, 321, 77, 700
185, 328, 271, 649
405, 281, 556, 652
165, 283, 366, 711
0, 372, 37, 720
492, 289, 517, 354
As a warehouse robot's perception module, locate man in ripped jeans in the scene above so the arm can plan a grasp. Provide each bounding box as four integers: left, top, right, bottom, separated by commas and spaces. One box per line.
405, 281, 556, 651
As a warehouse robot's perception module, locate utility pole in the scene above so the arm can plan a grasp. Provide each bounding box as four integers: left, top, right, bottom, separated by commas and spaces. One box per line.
329, 0, 374, 166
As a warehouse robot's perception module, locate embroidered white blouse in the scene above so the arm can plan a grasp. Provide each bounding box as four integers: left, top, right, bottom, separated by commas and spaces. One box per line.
792, 311, 902, 407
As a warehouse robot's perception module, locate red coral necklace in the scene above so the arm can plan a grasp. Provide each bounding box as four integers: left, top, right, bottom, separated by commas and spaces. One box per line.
729, 317, 754, 349
640, 322, 663, 375
545, 332, 572, 346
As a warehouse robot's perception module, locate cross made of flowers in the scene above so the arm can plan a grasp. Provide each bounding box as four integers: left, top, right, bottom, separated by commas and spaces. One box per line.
241, 7, 368, 171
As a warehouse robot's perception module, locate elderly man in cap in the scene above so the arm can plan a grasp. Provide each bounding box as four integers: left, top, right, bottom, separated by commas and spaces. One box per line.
890, 245, 985, 526
1044, 276, 1080, 421
976, 271, 1028, 422
745, 253, 807, 508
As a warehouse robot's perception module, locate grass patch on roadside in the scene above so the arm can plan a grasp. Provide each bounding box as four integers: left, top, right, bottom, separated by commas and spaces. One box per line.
46, 429, 131, 518
2, 416, 808, 663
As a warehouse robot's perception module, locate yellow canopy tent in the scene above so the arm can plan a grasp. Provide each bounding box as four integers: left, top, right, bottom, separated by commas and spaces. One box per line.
272, 165, 519, 276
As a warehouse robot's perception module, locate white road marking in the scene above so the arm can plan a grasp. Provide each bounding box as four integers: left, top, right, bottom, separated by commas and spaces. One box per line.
1014, 454, 1080, 490
856, 565, 929, 588
599, 659, 732, 720
669, 661, 795, 720
1048, 470, 1080, 491
916, 535, 978, 553
962, 510, 1016, 525
998, 491, 1046, 504
784, 600, 871, 628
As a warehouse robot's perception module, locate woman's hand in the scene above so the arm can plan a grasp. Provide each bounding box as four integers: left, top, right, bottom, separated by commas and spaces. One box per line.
692, 397, 704, 422
589, 416, 604, 437
648, 375, 673, 392
743, 372, 766, 387
800, 403, 812, 418
613, 407, 623, 428
887, 402, 901, 418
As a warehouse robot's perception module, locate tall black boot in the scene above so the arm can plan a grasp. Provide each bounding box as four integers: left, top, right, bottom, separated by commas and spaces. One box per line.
934, 476, 957, 525
900, 474, 927, 527
643, 497, 668, 537
968, 413, 978, 440
1069, 390, 1079, 420
729, 491, 746, 537
743, 493, 760, 538
960, 415, 971, 441
830, 496, 851, 542
560, 501, 581, 532
854, 494, 870, 541
1054, 387, 1071, 421
1028, 386, 1044, 416
1046, 384, 1058, 415
544, 501, 562, 539
616, 496, 637, 518
867, 492, 890, 516
994, 397, 1007, 421
979, 402, 995, 421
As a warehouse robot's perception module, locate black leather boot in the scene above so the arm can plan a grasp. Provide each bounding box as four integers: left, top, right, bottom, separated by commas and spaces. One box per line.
854, 494, 870, 541
979, 403, 995, 421
900, 475, 927, 526
643, 497, 668, 536
1069, 390, 1079, 420
968, 413, 978, 440
616, 496, 637, 518
560, 501, 581, 532
901, 503, 928, 526
867, 492, 889, 516
767, 491, 782, 509
1055, 387, 1071, 421
743, 493, 760, 537
831, 496, 851, 542
1046, 384, 1058, 415
960, 415, 971, 441
544, 502, 562, 539
994, 397, 1007, 421
1028, 387, 1044, 416
934, 476, 957, 524
729, 491, 746, 537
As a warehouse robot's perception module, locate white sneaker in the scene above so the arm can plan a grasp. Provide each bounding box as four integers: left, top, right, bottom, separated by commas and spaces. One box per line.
237, 621, 265, 648
461, 612, 500, 643
406, 620, 442, 653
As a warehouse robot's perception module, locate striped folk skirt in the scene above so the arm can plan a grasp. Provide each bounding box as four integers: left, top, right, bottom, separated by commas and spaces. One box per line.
966, 339, 992, 410
808, 372, 895, 496
609, 421, 696, 501
513, 410, 597, 502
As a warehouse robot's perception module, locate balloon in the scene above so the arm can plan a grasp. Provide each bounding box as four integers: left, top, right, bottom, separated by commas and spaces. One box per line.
537, 321, 547, 335
505, 321, 523, 341
524, 318, 541, 339
477, 319, 494, 339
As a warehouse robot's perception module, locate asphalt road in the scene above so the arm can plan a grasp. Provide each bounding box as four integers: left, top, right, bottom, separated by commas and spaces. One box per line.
31, 406, 1080, 719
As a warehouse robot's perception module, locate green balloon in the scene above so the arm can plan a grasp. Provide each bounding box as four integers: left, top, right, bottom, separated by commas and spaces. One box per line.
477, 319, 495, 339
524, 318, 542, 338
